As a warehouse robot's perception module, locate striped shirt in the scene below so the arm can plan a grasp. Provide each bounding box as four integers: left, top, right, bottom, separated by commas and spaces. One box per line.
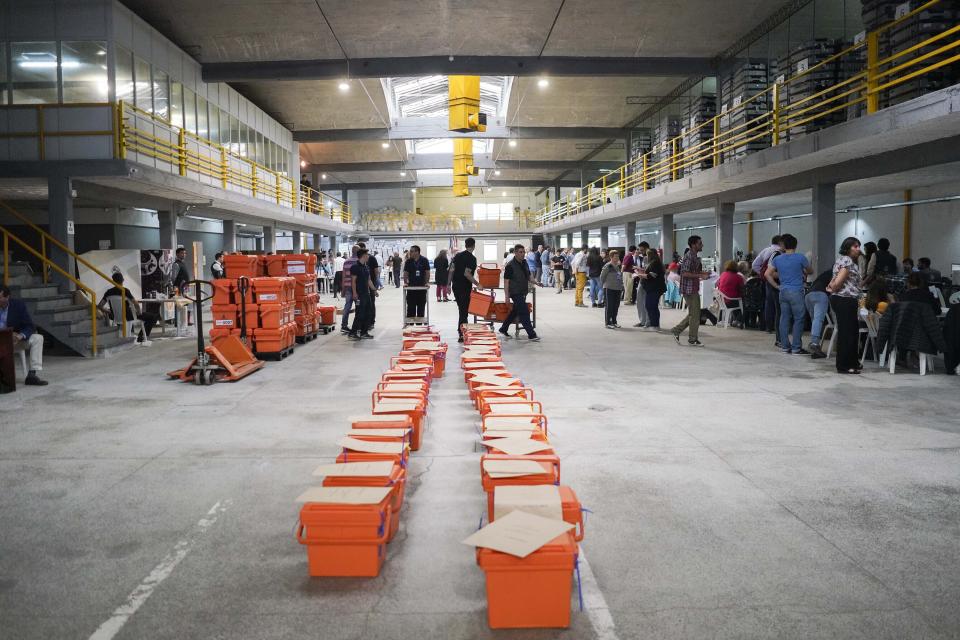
679, 250, 702, 296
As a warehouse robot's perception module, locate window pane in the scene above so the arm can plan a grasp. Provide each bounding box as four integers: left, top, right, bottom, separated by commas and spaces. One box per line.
115, 45, 133, 103
196, 96, 208, 139
169, 81, 183, 128
483, 241, 498, 261
208, 107, 220, 144
153, 68, 168, 120
229, 115, 239, 153
256, 131, 264, 164
0, 43, 7, 105
472, 203, 486, 220
183, 87, 196, 134
61, 41, 108, 103
134, 56, 151, 112
11, 42, 58, 103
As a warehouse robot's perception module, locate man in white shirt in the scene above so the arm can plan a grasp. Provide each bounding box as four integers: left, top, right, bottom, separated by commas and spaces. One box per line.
570, 246, 589, 307
333, 252, 346, 299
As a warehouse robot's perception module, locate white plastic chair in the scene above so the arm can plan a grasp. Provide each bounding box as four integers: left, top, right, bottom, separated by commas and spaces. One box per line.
714, 289, 744, 329
16, 350, 28, 378
948, 290, 960, 305
107, 295, 146, 343
859, 309, 881, 366
930, 286, 946, 308
823, 308, 838, 357
884, 346, 935, 376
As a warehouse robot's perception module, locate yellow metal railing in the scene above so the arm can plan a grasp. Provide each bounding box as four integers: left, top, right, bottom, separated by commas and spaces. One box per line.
537, 0, 960, 226
1, 200, 127, 356
298, 184, 352, 223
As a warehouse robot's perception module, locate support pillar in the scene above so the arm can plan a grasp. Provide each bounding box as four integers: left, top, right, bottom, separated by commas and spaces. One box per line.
158, 209, 178, 251
626, 221, 636, 247
554, 185, 561, 203
566, 232, 573, 249
47, 174, 75, 288
600, 226, 609, 248
262, 225, 275, 253
313, 233, 322, 252
580, 229, 589, 247
660, 214, 675, 260
716, 201, 735, 266
812, 183, 836, 273
222, 220, 237, 253
292, 230, 303, 253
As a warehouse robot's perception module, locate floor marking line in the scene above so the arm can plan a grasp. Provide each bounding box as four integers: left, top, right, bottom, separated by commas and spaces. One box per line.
88, 499, 232, 640
577, 549, 620, 640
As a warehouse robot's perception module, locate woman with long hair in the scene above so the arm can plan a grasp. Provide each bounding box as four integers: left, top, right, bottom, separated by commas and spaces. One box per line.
827, 237, 863, 374
586, 247, 604, 308
433, 249, 450, 302
640, 249, 666, 330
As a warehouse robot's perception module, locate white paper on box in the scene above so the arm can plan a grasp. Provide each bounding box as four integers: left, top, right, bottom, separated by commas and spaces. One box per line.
296, 485, 393, 504
475, 386, 524, 396
350, 414, 412, 423
482, 430, 535, 440
463, 361, 505, 370
488, 402, 538, 414
461, 510, 574, 558
345, 428, 411, 437
311, 461, 395, 477
411, 341, 443, 350
337, 437, 406, 454
483, 459, 547, 476
473, 376, 520, 388
396, 363, 431, 371
379, 384, 424, 392
482, 438, 552, 455
374, 401, 420, 412
494, 485, 564, 522
483, 416, 539, 430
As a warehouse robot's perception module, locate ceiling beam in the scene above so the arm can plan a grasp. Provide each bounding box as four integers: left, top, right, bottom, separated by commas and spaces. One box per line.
319, 180, 582, 190
305, 159, 615, 172
203, 56, 716, 83
294, 123, 627, 142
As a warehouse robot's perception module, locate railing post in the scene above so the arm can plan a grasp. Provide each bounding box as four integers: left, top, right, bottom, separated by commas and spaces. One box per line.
671, 138, 678, 181
220, 148, 228, 188
642, 154, 648, 191
866, 30, 880, 114
712, 116, 720, 167
619, 166, 625, 198
275, 174, 282, 205
601, 175, 607, 204
251, 165, 258, 198
177, 128, 186, 176
90, 298, 98, 356
771, 82, 781, 146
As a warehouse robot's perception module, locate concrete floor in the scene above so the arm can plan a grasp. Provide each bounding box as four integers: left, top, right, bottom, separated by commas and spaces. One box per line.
1, 285, 959, 640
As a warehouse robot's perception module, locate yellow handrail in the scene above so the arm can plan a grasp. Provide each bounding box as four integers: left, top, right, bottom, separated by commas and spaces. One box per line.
0, 225, 100, 356
536, 0, 959, 227
0, 200, 126, 343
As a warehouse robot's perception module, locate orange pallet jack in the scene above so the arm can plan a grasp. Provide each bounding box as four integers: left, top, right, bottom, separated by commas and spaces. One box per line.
167, 279, 264, 384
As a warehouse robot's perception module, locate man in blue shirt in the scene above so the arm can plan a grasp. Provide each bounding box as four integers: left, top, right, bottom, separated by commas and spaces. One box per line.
765, 233, 814, 354
403, 245, 431, 322
0, 285, 47, 385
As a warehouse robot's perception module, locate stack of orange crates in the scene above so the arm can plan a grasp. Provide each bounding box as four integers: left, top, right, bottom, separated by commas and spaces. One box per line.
294, 326, 442, 578
459, 324, 584, 630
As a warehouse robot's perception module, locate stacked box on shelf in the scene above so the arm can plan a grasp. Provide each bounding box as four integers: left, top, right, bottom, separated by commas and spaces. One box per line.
779, 39, 847, 140
681, 94, 717, 174
627, 129, 653, 191
720, 59, 772, 161
885, 0, 960, 107
651, 116, 681, 185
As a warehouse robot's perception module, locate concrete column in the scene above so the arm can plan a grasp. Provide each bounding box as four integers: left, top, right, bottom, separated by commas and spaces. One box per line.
600, 226, 609, 248
47, 174, 75, 287
626, 221, 637, 247
292, 230, 303, 253
554, 185, 561, 203
812, 183, 837, 273
580, 229, 589, 247
312, 233, 322, 252
716, 201, 735, 265
262, 225, 275, 253
660, 214, 675, 259
566, 232, 573, 249
222, 220, 237, 253
158, 209, 178, 250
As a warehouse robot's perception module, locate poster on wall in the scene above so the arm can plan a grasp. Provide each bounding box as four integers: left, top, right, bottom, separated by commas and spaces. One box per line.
140, 250, 174, 297
77, 250, 142, 302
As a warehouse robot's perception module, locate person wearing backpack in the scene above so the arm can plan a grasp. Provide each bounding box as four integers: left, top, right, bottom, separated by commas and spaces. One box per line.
752, 235, 784, 340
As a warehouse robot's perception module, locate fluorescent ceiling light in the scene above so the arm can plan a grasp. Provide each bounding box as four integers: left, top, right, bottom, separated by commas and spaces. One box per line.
501, 191, 507, 197
494, 169, 501, 176
300, 160, 307, 168
338, 81, 350, 91
400, 170, 406, 176
411, 188, 417, 193
537, 78, 549, 88
321, 173, 327, 179
508, 139, 517, 147
381, 142, 390, 149
20, 61, 80, 69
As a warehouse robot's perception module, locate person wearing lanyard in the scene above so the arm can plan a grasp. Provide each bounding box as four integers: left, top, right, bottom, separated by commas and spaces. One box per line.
403, 245, 431, 321
827, 237, 863, 374
449, 238, 479, 342
500, 245, 540, 341
348, 249, 377, 340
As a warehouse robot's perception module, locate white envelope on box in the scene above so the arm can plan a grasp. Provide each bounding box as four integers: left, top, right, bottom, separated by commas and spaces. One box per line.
311, 461, 396, 477
345, 428, 411, 437
462, 510, 574, 558
482, 438, 552, 455
484, 416, 540, 430
350, 414, 412, 423
295, 485, 393, 504
494, 485, 564, 522
337, 437, 406, 454
483, 459, 546, 476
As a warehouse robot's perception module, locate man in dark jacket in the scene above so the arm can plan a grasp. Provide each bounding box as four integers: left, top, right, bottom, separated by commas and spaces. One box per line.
171, 247, 190, 293
0, 285, 47, 385
898, 272, 941, 317
499, 245, 539, 341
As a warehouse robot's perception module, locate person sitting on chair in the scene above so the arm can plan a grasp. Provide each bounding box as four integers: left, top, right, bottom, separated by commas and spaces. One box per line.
0, 284, 48, 385
97, 273, 159, 343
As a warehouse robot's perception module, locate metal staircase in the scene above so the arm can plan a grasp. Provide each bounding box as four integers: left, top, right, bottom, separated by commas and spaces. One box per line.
0, 261, 136, 357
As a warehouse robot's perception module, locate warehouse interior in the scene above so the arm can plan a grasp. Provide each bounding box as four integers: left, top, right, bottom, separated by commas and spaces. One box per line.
2, 0, 960, 638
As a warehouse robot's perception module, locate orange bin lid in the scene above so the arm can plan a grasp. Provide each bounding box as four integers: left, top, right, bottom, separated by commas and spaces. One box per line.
476, 530, 577, 569
480, 454, 559, 491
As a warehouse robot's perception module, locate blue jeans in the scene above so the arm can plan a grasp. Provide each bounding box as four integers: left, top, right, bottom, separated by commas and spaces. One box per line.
804, 291, 829, 347
779, 288, 807, 352
340, 287, 354, 330
588, 277, 602, 304
501, 294, 536, 338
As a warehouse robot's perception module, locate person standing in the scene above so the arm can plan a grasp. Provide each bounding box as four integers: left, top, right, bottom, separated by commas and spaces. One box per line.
563, 248, 574, 289
433, 249, 450, 302
551, 251, 566, 293
752, 235, 784, 334
805, 268, 833, 359
870, 238, 898, 278
171, 247, 190, 294
347, 249, 377, 340
641, 249, 666, 331
571, 246, 589, 307
540, 246, 553, 287
500, 245, 539, 341
586, 247, 604, 307
0, 285, 48, 385
403, 245, 431, 322
600, 250, 624, 329
671, 236, 710, 346
621, 246, 637, 305
339, 245, 359, 334
449, 237, 479, 342
358, 242, 379, 329
211, 252, 225, 279
533, 244, 544, 284
333, 252, 345, 298
633, 241, 651, 326
764, 233, 813, 355
827, 237, 863, 374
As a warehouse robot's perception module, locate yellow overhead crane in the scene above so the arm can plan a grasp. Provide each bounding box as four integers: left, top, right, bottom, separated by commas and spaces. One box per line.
449, 75, 485, 197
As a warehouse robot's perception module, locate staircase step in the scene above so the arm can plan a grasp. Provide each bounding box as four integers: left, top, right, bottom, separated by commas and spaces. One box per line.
0, 263, 34, 278
34, 294, 82, 312
0, 272, 40, 287
37, 304, 91, 324
10, 283, 63, 298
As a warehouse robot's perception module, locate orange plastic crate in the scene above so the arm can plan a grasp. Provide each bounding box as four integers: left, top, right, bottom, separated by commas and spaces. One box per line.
294, 276, 317, 299
251, 327, 285, 353
336, 449, 409, 468
296, 497, 392, 577
322, 464, 406, 543
318, 305, 335, 325
481, 454, 560, 516
490, 485, 583, 542
258, 304, 285, 329
372, 403, 425, 451
223, 254, 259, 278
468, 290, 494, 317
477, 531, 577, 628
212, 279, 234, 305
211, 304, 238, 329
352, 415, 415, 431
477, 262, 502, 288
